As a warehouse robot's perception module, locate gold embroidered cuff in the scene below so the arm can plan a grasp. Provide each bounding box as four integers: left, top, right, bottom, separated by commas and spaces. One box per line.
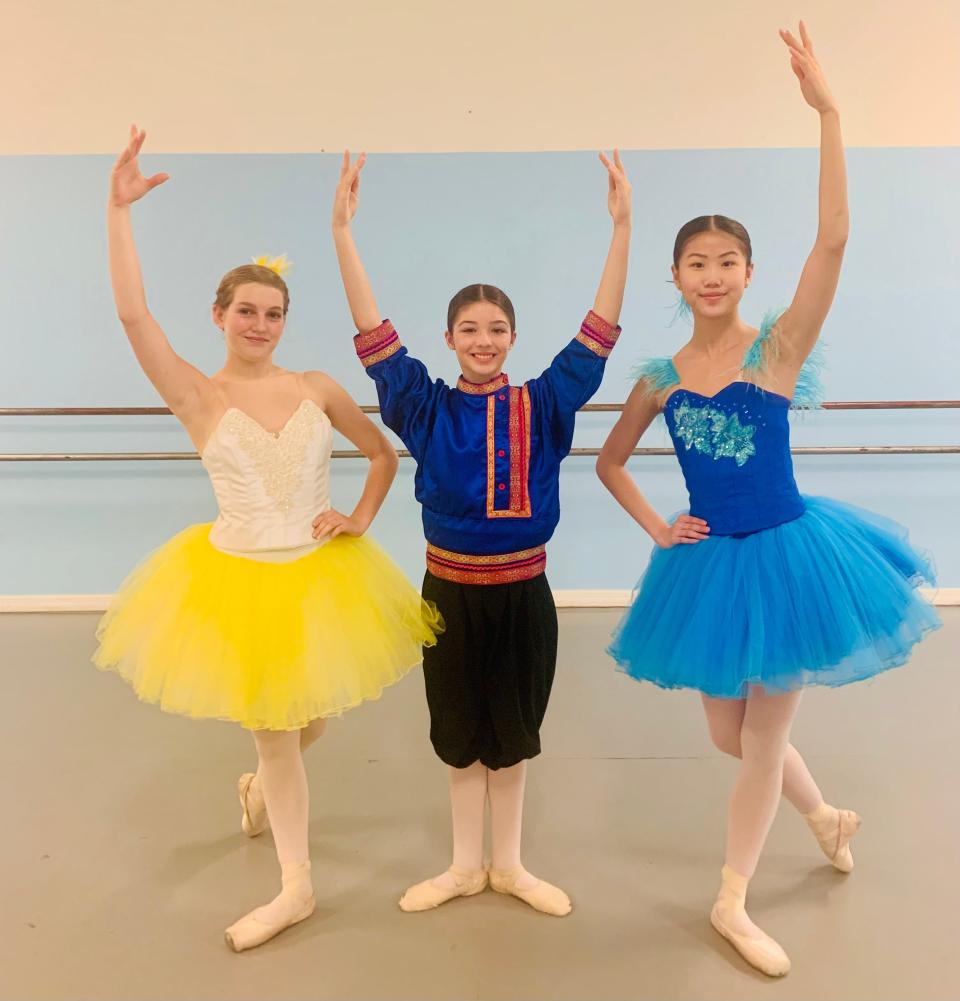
354, 320, 402, 368
575, 310, 622, 359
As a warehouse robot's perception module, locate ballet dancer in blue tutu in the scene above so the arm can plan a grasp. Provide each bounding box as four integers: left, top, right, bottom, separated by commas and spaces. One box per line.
597, 23, 940, 977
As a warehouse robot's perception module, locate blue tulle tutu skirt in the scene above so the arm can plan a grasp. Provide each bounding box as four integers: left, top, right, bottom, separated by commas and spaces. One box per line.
608, 496, 941, 698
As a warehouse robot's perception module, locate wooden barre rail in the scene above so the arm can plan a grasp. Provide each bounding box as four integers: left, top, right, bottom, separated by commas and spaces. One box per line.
2, 400, 960, 417
2, 401, 956, 461
3, 446, 959, 462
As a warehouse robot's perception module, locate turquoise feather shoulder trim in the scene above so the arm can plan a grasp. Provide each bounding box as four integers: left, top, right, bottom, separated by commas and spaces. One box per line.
743, 307, 825, 411
742, 307, 785, 372
791, 340, 826, 410
630, 356, 681, 393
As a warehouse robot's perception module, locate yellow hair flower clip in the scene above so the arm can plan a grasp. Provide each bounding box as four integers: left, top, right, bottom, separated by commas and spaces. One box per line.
252, 254, 293, 277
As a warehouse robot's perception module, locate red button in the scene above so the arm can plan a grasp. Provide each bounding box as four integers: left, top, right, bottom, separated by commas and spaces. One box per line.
498, 483, 506, 491
498, 394, 506, 401
498, 449, 505, 457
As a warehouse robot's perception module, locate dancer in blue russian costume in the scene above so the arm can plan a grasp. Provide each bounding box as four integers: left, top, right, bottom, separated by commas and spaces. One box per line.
598, 24, 939, 977
333, 148, 632, 917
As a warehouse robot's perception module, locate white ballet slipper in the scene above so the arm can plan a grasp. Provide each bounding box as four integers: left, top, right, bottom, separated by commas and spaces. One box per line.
488, 866, 572, 917
804, 802, 861, 873
237, 772, 269, 838
710, 865, 790, 977
398, 865, 488, 912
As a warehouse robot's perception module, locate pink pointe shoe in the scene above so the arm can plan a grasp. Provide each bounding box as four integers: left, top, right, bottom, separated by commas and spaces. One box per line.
804, 802, 861, 873
237, 772, 269, 838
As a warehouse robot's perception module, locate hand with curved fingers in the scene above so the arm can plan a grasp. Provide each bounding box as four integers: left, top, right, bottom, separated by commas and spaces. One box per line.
105, 123, 210, 421
591, 148, 631, 326
332, 151, 366, 229
656, 514, 710, 549
774, 21, 847, 364
311, 508, 368, 540
110, 125, 169, 208
779, 22, 837, 115
599, 149, 632, 227
330, 152, 381, 332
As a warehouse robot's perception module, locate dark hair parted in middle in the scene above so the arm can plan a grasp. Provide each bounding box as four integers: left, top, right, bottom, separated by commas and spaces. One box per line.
447, 284, 517, 333
673, 215, 753, 267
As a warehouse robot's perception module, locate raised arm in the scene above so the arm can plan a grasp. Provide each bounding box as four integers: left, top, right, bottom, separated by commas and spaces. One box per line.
107, 127, 210, 418
331, 152, 382, 334
776, 23, 849, 364
597, 383, 709, 548
592, 149, 632, 326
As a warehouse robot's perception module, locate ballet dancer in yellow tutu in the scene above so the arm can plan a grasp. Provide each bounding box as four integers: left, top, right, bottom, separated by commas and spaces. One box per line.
94, 126, 442, 952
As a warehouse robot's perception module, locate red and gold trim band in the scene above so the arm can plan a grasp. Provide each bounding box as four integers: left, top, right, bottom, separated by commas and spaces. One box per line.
574, 310, 621, 359
486, 385, 532, 518
456, 372, 509, 396
426, 543, 547, 585
354, 320, 402, 368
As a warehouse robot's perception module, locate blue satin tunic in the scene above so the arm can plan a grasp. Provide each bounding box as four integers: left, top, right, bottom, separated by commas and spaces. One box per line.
354, 311, 620, 581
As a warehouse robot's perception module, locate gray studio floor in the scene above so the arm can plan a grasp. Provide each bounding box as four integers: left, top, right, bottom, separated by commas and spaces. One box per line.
2, 608, 958, 1001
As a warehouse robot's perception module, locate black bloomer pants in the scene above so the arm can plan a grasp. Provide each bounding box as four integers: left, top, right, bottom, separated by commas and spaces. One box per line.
421, 571, 559, 770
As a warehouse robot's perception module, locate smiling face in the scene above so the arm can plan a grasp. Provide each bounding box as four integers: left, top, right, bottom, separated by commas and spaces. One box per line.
445, 300, 517, 383
212, 282, 287, 360
672, 230, 754, 321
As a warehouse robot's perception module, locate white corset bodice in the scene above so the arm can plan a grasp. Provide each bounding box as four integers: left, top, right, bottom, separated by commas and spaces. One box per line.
201, 399, 333, 553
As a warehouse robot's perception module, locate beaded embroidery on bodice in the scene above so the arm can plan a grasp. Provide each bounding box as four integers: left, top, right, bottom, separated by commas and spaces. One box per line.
201, 399, 333, 553
670, 393, 758, 467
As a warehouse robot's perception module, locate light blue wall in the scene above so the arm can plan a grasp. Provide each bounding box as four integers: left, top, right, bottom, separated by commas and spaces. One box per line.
1, 149, 957, 594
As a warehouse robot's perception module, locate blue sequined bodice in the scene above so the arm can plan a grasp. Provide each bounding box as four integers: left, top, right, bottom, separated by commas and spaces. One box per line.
664, 382, 805, 536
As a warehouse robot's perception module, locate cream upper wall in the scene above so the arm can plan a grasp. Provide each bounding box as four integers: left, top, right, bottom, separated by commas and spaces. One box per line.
4, 0, 958, 154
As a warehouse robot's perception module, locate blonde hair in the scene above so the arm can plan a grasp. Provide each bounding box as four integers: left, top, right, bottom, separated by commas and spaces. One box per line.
214, 265, 290, 314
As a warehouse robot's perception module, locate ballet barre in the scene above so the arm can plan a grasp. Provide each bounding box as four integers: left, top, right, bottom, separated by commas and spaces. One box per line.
3, 401, 960, 417
1, 402, 958, 461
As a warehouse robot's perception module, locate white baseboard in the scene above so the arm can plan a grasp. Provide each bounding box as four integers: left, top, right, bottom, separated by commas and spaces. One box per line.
0, 594, 115, 613
553, 590, 635, 607
2, 588, 958, 613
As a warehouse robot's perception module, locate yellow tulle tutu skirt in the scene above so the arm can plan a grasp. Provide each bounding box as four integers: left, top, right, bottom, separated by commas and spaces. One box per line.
93, 524, 443, 731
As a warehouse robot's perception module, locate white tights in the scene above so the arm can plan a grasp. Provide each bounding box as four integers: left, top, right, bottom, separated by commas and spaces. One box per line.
702, 691, 822, 823
251, 729, 310, 864
703, 688, 809, 878
230, 716, 329, 928
700, 687, 817, 946
435, 759, 539, 890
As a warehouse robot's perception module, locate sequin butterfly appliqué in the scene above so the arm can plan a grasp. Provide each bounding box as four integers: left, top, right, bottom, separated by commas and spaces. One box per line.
672, 400, 757, 467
